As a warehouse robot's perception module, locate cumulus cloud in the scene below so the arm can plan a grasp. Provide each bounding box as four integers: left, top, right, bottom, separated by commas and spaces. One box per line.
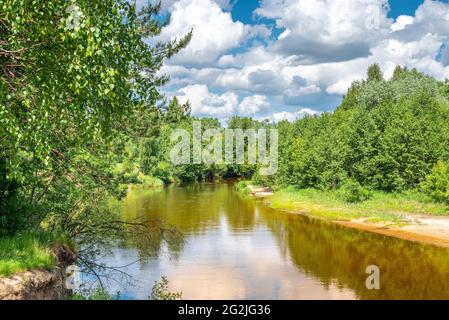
390, 15, 414, 32
135, 0, 234, 12
157, 0, 270, 66
255, 0, 392, 63
238, 95, 270, 116
156, 0, 449, 119
260, 108, 319, 123
176, 84, 238, 116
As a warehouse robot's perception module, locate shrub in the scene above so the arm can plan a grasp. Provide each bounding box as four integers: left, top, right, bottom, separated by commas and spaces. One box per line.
71, 287, 120, 300
150, 276, 182, 300
422, 161, 449, 204
235, 181, 251, 194
338, 179, 372, 203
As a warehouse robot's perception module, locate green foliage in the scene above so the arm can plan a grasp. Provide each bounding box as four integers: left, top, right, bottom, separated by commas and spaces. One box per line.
337, 179, 372, 203
269, 187, 447, 223
71, 287, 120, 300
367, 63, 384, 82
0, 1, 193, 277
270, 65, 449, 197
422, 161, 449, 204
0, 1, 190, 234
235, 180, 251, 195
150, 276, 182, 300
1, 0, 189, 181
169, 117, 230, 183
0, 232, 57, 276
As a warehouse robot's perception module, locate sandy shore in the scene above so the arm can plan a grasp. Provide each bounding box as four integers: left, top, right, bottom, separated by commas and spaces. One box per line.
246, 185, 449, 248
337, 216, 449, 248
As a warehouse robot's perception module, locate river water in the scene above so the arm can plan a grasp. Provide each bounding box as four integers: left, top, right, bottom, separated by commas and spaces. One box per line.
95, 181, 449, 300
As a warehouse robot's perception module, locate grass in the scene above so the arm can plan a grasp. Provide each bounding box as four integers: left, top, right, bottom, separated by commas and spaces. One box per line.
137, 174, 164, 188
266, 187, 449, 224
0, 232, 60, 277
234, 180, 252, 195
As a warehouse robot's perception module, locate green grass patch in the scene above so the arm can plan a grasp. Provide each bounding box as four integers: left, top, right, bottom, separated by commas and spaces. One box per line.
137, 174, 164, 188
234, 180, 252, 195
268, 187, 449, 223
0, 232, 60, 277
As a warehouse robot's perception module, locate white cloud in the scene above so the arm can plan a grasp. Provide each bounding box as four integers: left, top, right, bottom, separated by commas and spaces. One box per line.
390, 15, 414, 32
256, 0, 392, 63
326, 79, 355, 95
135, 0, 233, 12
177, 84, 238, 116
238, 95, 270, 116
218, 46, 279, 68
158, 0, 449, 120
261, 108, 319, 123
157, 0, 269, 66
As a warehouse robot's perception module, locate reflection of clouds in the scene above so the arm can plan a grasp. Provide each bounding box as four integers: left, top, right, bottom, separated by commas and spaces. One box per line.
97, 224, 356, 299
148, 228, 355, 299
170, 265, 247, 300
99, 183, 358, 299
277, 271, 355, 300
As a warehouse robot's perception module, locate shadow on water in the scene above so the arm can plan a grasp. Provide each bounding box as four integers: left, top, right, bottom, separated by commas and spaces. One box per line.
107, 182, 449, 299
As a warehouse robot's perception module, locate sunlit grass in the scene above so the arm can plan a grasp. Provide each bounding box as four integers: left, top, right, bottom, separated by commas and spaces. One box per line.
0, 233, 58, 277
137, 174, 164, 188
267, 188, 449, 223
234, 180, 252, 195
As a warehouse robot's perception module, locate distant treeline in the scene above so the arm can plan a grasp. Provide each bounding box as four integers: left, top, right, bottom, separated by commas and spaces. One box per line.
253, 65, 449, 204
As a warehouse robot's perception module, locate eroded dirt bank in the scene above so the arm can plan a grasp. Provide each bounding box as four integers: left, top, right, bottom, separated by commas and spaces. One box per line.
0, 245, 76, 300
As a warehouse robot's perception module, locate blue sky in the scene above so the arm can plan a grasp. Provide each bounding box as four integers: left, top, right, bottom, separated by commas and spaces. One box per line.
231, 0, 434, 26
147, 0, 449, 122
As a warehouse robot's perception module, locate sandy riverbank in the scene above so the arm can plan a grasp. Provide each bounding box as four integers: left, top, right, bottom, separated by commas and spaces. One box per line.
245, 185, 449, 248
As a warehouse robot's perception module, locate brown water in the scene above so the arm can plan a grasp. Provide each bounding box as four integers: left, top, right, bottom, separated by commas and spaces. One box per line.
98, 181, 449, 300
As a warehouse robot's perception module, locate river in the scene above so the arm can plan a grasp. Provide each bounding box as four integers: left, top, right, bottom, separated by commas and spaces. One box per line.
92, 181, 449, 300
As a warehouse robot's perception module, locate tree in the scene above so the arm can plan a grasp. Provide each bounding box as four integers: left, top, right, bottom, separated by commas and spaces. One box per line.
422, 161, 449, 204
166, 96, 191, 124
367, 63, 383, 82
0, 1, 191, 233
268, 65, 449, 193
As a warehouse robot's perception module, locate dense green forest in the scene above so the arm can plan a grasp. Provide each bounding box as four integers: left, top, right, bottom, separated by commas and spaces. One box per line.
255, 65, 449, 202
1, 0, 449, 279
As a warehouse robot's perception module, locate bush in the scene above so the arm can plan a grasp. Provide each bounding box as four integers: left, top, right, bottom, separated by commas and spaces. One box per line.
422, 161, 449, 204
150, 276, 182, 300
137, 174, 164, 188
338, 179, 372, 203
235, 181, 250, 194
71, 287, 120, 300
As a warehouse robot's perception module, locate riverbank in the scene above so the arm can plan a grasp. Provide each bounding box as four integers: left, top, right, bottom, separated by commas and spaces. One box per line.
0, 233, 67, 277
0, 244, 76, 300
238, 182, 449, 248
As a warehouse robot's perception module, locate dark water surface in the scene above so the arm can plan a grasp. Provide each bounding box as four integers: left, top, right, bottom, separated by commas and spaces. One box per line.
96, 182, 449, 300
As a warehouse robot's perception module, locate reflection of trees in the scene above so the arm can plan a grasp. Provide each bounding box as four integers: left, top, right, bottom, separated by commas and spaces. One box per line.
221, 185, 257, 231
120, 182, 449, 299
120, 183, 258, 263
123, 183, 257, 235
120, 187, 186, 262
258, 207, 449, 300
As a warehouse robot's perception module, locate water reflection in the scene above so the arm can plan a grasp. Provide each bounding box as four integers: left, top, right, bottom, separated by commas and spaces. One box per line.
99, 182, 449, 300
